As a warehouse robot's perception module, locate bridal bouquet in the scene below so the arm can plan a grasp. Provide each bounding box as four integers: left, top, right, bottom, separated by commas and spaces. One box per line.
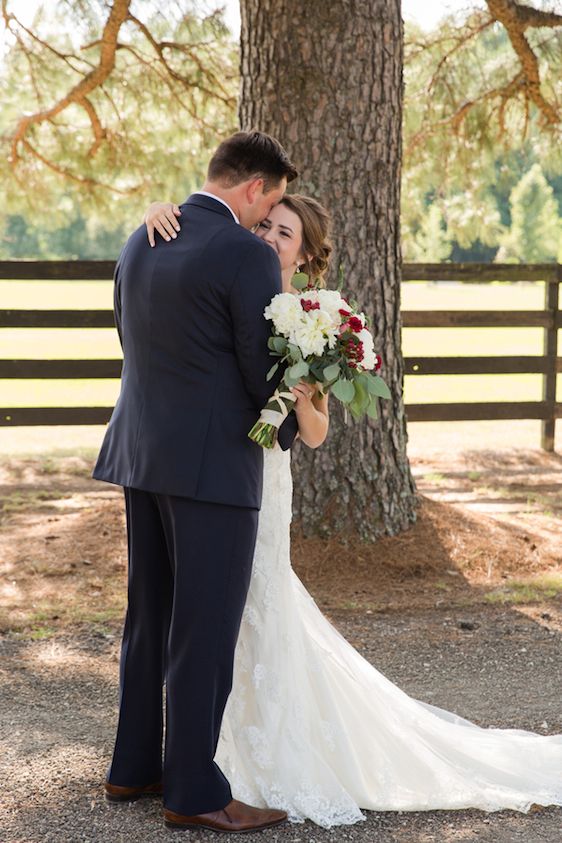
248, 275, 391, 448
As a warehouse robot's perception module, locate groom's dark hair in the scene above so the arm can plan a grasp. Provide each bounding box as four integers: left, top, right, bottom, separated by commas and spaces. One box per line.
207, 131, 298, 193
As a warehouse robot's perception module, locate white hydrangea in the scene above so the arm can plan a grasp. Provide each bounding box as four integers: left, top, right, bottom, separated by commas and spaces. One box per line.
264, 289, 345, 360
317, 289, 348, 326
264, 293, 302, 336
357, 327, 376, 370
301, 290, 320, 304
291, 310, 334, 358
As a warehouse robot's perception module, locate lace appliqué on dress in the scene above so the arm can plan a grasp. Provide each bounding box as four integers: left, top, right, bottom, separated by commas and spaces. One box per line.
215, 443, 562, 828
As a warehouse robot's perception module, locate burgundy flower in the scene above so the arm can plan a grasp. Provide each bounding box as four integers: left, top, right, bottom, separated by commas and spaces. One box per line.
301, 299, 320, 312
374, 354, 382, 371
344, 336, 364, 365
347, 316, 363, 333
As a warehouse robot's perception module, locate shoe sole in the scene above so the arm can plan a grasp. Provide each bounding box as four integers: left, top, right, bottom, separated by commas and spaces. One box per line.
106, 791, 163, 803
164, 817, 287, 833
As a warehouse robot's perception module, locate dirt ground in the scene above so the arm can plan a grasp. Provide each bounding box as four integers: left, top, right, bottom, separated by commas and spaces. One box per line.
1, 446, 561, 842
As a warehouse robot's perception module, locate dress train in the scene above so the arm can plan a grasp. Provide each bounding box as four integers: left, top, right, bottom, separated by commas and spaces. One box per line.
215, 445, 562, 828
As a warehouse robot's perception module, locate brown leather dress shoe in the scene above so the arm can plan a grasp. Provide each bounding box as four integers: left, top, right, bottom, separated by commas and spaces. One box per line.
164, 799, 288, 833
105, 780, 163, 802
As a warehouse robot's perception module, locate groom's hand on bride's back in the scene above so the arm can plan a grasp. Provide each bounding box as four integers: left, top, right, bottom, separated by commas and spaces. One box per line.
144, 202, 181, 247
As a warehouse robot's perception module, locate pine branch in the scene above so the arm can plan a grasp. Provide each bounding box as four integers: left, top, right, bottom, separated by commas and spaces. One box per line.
128, 13, 235, 107
406, 0, 561, 153
20, 138, 143, 195
485, 0, 560, 125
8, 0, 132, 166
3, 0, 236, 189
407, 73, 526, 154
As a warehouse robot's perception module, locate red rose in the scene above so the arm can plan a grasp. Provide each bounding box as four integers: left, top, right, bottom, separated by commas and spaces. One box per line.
347, 316, 363, 333
374, 354, 382, 371
338, 307, 351, 317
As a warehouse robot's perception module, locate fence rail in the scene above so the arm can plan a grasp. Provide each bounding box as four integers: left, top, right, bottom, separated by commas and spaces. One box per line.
1, 260, 560, 450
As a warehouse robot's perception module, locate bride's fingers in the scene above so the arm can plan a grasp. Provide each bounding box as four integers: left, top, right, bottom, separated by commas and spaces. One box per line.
144, 203, 182, 246
146, 214, 179, 247
156, 214, 179, 240
146, 220, 157, 248
159, 206, 182, 234
147, 219, 173, 247
291, 384, 314, 401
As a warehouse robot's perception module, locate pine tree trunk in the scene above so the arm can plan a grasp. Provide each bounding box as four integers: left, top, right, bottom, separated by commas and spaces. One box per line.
239, 0, 418, 539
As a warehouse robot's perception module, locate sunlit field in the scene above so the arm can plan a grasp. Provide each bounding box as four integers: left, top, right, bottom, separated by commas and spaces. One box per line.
0, 279, 560, 454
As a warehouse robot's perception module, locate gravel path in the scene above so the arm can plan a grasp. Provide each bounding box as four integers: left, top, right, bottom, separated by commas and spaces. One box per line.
2, 604, 561, 843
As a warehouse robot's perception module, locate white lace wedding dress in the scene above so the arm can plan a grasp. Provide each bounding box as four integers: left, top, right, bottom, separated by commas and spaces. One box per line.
215, 444, 562, 828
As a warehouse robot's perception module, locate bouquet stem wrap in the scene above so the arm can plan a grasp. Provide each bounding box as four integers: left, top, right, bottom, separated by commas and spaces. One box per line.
248, 386, 296, 449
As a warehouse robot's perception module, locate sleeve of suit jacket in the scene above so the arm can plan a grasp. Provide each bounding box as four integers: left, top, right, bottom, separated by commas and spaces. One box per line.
113, 252, 123, 350
229, 238, 298, 452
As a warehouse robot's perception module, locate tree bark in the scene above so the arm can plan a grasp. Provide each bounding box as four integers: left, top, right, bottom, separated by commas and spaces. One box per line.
239, 0, 418, 539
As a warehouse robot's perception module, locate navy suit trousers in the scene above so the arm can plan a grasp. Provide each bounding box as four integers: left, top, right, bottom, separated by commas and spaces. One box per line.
107, 488, 259, 815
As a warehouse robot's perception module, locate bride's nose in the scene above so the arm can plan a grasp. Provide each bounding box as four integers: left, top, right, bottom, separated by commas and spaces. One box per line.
262, 232, 277, 250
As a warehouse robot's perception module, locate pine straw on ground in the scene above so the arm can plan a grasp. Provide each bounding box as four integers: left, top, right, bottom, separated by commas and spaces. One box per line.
0, 448, 560, 634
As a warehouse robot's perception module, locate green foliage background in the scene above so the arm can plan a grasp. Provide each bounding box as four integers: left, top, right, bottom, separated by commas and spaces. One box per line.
0, 3, 561, 261
402, 12, 562, 263
0, 1, 237, 258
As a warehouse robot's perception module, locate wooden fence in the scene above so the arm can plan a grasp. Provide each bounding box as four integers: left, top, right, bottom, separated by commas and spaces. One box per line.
0, 260, 560, 450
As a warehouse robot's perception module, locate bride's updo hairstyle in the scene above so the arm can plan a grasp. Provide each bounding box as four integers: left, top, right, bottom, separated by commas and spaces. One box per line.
281, 194, 332, 288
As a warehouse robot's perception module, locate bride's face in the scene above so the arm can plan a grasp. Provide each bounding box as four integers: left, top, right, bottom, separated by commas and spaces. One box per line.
255, 204, 305, 274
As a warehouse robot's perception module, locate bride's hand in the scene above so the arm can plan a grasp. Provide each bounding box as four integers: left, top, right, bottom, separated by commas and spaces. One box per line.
289, 380, 329, 448
144, 201, 181, 248
290, 380, 316, 412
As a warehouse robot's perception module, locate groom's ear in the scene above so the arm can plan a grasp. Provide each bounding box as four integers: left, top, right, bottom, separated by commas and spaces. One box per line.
246, 176, 265, 204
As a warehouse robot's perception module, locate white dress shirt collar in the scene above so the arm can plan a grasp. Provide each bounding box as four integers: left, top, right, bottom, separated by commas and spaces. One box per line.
193, 191, 239, 224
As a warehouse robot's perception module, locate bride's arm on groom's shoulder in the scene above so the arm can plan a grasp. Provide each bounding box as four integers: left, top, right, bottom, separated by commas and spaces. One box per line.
291, 382, 329, 449
143, 201, 181, 247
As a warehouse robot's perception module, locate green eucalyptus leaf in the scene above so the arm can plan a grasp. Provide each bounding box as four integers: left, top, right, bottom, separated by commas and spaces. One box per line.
349, 402, 363, 421
266, 362, 280, 381
289, 359, 309, 379
323, 362, 341, 382
291, 272, 309, 290
283, 370, 300, 388
366, 397, 379, 419
353, 376, 370, 413
310, 361, 325, 380
286, 342, 302, 361
331, 378, 355, 403
365, 375, 391, 399
270, 336, 288, 354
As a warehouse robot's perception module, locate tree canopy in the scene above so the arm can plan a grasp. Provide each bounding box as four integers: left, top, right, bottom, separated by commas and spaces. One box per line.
0, 0, 237, 227
402, 0, 562, 261
1, 0, 561, 260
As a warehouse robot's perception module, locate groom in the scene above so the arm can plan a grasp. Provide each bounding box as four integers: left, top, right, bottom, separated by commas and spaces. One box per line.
93, 131, 299, 833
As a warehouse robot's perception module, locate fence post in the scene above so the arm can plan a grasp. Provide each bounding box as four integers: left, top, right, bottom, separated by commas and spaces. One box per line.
541, 265, 560, 451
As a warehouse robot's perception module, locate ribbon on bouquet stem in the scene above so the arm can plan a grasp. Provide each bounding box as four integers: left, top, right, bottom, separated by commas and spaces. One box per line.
258, 387, 296, 429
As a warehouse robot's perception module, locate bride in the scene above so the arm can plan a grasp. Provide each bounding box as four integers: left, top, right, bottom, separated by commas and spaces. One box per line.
144, 196, 562, 828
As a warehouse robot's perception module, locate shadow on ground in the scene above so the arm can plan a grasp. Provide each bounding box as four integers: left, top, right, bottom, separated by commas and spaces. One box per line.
1, 450, 561, 842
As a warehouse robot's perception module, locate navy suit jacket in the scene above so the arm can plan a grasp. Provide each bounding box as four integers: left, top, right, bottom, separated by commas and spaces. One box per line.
93, 194, 298, 509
